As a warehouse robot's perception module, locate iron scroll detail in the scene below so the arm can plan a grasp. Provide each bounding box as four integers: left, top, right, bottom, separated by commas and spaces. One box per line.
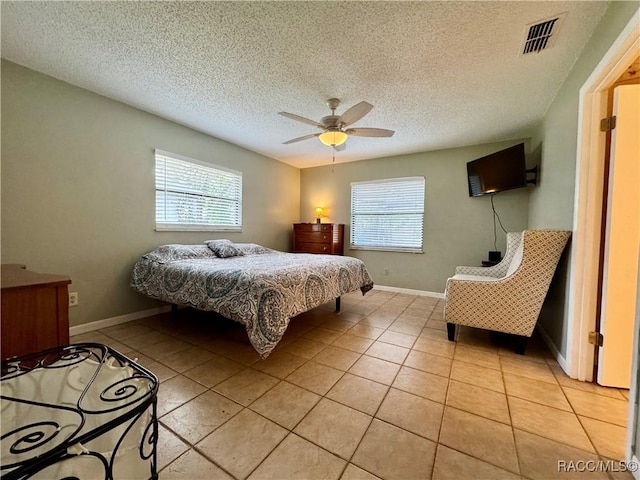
1, 343, 159, 480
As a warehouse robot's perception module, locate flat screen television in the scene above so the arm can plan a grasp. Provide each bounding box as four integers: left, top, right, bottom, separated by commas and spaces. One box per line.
467, 143, 527, 197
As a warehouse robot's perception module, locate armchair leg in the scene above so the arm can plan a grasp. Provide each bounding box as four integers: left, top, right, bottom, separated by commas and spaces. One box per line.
446, 322, 456, 342
515, 336, 528, 355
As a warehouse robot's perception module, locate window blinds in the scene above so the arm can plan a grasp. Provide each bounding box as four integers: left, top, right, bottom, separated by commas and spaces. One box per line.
155, 150, 242, 231
350, 177, 425, 252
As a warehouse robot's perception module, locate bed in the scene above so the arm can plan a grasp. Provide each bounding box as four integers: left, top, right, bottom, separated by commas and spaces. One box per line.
130, 241, 374, 357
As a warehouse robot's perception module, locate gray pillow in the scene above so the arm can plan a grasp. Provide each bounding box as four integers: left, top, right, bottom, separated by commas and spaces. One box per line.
143, 245, 215, 263
234, 243, 275, 255
205, 239, 243, 258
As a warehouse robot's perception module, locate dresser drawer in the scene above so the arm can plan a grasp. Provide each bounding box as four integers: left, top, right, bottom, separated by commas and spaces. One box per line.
294, 223, 333, 233
295, 231, 333, 244
294, 242, 332, 254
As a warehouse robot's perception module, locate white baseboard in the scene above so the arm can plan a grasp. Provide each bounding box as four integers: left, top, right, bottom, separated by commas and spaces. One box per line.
69, 306, 172, 336
373, 285, 444, 299
537, 323, 569, 373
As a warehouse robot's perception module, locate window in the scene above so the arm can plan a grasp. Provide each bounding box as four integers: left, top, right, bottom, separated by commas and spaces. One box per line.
155, 150, 242, 231
350, 176, 425, 253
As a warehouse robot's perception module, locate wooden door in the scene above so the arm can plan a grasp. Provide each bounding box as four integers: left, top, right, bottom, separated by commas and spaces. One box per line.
596, 81, 640, 387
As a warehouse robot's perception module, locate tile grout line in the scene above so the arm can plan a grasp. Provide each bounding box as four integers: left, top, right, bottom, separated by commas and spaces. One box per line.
240, 293, 409, 480
501, 353, 523, 478
340, 300, 413, 478
78, 293, 629, 479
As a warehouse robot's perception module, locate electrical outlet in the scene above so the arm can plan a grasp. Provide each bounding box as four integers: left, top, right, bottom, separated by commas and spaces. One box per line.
69, 292, 79, 307
384, 268, 389, 276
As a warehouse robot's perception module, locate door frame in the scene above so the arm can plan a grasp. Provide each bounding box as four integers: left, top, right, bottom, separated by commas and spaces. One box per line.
567, 9, 639, 382
628, 248, 640, 476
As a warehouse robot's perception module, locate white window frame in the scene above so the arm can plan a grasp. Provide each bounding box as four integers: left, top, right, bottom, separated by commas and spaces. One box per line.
350, 176, 425, 253
155, 149, 242, 232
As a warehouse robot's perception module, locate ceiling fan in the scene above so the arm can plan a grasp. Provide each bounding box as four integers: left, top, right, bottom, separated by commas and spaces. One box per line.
279, 98, 394, 151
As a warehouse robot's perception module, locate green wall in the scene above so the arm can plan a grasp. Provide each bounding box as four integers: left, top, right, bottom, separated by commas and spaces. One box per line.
529, 2, 639, 356
1, 60, 300, 327
300, 140, 532, 293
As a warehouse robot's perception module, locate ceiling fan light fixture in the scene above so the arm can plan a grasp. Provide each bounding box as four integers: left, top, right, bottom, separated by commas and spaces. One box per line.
319, 130, 348, 147
280, 99, 393, 149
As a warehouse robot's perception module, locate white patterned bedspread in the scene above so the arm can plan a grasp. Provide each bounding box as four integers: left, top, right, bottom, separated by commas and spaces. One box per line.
130, 243, 374, 357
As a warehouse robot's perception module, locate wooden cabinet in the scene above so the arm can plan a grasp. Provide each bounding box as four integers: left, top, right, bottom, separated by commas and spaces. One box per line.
1, 264, 71, 359
293, 223, 344, 255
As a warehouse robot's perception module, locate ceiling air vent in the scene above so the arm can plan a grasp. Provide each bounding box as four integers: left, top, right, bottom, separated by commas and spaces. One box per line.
522, 14, 566, 54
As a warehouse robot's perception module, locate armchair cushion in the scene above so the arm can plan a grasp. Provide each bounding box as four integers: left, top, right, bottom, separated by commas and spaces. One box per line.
450, 274, 501, 282
454, 231, 523, 279
505, 241, 524, 277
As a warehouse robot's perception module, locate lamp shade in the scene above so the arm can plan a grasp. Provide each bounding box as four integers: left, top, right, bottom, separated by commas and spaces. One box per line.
315, 207, 324, 217
319, 131, 348, 147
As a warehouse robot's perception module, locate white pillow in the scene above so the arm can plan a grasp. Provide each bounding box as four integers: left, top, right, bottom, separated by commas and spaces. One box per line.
505, 242, 524, 277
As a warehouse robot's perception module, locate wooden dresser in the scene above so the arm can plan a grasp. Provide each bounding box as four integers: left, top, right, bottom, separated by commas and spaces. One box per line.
293, 223, 344, 255
1, 264, 71, 359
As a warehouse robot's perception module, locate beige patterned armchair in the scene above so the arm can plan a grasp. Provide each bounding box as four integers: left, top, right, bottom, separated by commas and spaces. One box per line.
444, 230, 571, 354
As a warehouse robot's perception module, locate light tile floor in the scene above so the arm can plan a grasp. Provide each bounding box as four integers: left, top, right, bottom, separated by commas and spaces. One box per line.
72, 290, 633, 480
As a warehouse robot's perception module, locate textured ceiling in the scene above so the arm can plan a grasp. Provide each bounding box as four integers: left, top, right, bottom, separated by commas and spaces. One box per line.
1, 1, 609, 168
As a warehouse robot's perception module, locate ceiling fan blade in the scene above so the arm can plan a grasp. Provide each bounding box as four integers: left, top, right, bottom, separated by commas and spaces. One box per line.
339, 101, 373, 126
334, 142, 347, 152
347, 128, 395, 137
279, 112, 324, 129
282, 133, 321, 145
